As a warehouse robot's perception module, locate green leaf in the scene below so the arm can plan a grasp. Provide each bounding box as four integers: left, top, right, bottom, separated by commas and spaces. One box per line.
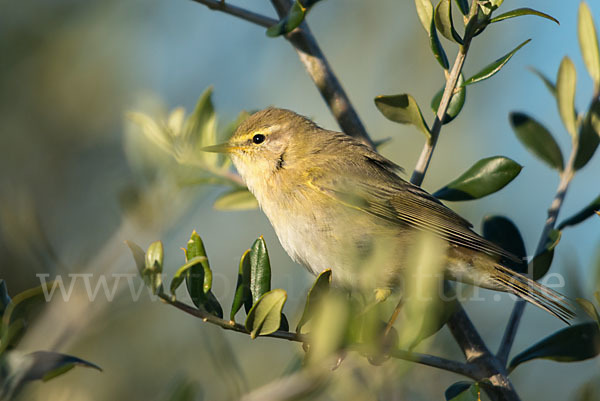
245, 289, 287, 339
482, 216, 527, 272
185, 230, 206, 260
267, 0, 306, 37
0, 283, 56, 354
184, 232, 222, 318
558, 194, 600, 230
578, 3, 600, 87
489, 8, 559, 25
125, 240, 146, 277
414, 0, 449, 68
374, 94, 431, 138
464, 39, 531, 86
429, 18, 450, 69
266, 0, 324, 37
144, 241, 164, 295
556, 56, 578, 138
296, 269, 332, 334
431, 74, 466, 124
145, 241, 164, 272
27, 351, 102, 382
446, 382, 480, 401
574, 99, 600, 170
415, 0, 434, 33
531, 229, 561, 280
230, 249, 252, 320
529, 67, 557, 96
433, 156, 522, 201
214, 188, 258, 211
509, 322, 600, 371
0, 280, 10, 317
170, 256, 209, 296
454, 0, 469, 16
509, 112, 564, 170
434, 0, 463, 44
577, 298, 600, 324
249, 237, 272, 306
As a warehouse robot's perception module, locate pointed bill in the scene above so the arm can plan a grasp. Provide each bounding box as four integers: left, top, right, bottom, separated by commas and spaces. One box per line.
201, 143, 235, 153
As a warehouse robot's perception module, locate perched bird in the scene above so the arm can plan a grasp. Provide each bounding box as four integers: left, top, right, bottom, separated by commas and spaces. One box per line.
203, 107, 574, 322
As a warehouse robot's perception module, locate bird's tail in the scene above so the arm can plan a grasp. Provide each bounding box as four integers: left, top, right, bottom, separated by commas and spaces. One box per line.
492, 264, 575, 324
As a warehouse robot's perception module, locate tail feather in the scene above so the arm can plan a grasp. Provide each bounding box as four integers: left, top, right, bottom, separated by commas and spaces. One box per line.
493, 264, 575, 324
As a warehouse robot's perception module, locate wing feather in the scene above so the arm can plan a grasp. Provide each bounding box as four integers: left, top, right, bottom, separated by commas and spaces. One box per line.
307, 156, 521, 264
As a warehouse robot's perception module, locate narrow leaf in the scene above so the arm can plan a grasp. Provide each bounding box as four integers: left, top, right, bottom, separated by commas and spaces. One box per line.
576, 298, 600, 324
125, 240, 146, 277
374, 94, 431, 138
558, 194, 600, 230
266, 0, 306, 37
214, 188, 258, 211
454, 0, 469, 16
266, 0, 324, 37
531, 229, 561, 280
509, 112, 564, 170
0, 283, 57, 353
433, 156, 522, 201
578, 3, 600, 86
145, 241, 164, 272
24, 351, 102, 382
245, 289, 287, 339
429, 18, 450, 69
556, 57, 578, 138
431, 74, 466, 124
185, 232, 222, 317
464, 39, 531, 86
415, 0, 434, 33
171, 256, 209, 296
574, 99, 600, 170
489, 8, 559, 25
529, 67, 557, 96
230, 249, 252, 320
434, 0, 463, 44
482, 216, 527, 272
509, 323, 600, 370
144, 241, 164, 294
296, 269, 332, 334
249, 237, 272, 305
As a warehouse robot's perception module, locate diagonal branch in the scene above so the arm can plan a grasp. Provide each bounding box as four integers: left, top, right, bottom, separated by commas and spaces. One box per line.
269, 0, 374, 147
496, 135, 579, 366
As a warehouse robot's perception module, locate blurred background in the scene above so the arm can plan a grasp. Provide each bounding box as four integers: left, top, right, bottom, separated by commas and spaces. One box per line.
1, 0, 599, 400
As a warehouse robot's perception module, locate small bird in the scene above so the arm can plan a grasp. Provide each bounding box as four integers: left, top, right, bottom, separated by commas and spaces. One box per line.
204, 107, 574, 322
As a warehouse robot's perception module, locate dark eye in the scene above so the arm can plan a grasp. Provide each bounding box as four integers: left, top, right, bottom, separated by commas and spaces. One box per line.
252, 134, 266, 144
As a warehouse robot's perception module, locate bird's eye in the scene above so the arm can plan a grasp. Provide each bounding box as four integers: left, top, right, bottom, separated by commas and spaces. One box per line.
252, 133, 266, 144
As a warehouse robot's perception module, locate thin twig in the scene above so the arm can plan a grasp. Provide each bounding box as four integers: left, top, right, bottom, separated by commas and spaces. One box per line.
190, 0, 278, 28
496, 137, 579, 366
159, 293, 476, 376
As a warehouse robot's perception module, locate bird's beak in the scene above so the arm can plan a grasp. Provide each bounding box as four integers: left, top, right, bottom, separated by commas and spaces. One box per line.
200, 143, 237, 153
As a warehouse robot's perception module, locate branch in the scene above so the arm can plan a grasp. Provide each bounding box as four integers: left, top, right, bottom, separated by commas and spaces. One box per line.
269, 0, 375, 147
158, 293, 476, 377
496, 136, 579, 365
190, 0, 278, 28
404, 2, 522, 400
